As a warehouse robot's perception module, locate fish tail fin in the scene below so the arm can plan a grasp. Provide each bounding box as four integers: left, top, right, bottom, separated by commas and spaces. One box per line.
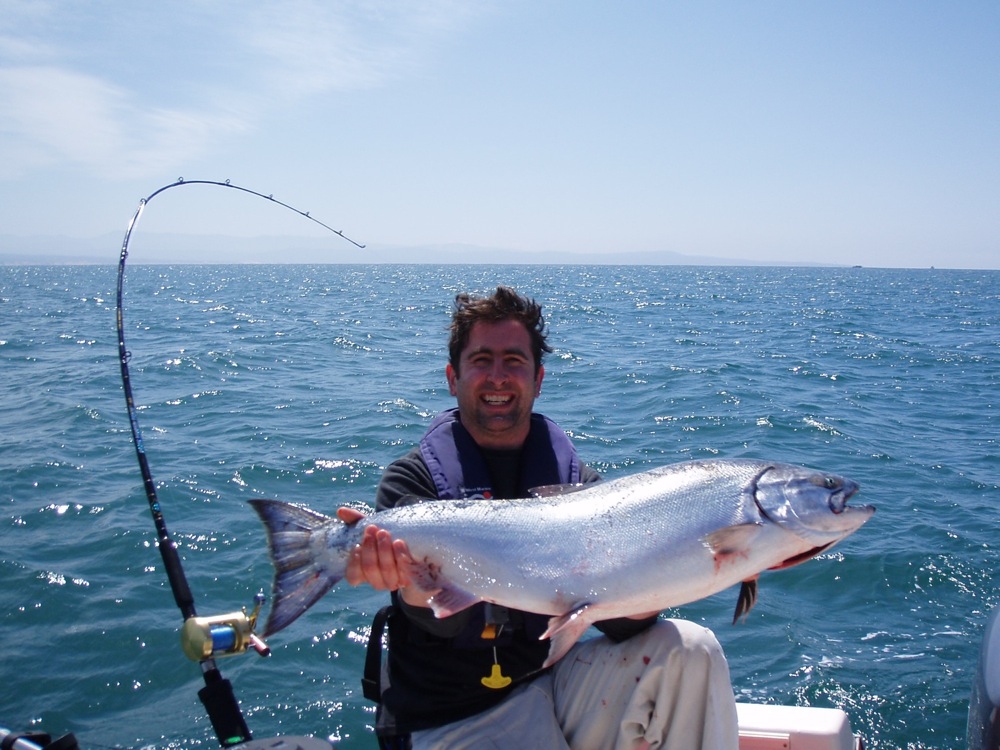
249, 499, 350, 637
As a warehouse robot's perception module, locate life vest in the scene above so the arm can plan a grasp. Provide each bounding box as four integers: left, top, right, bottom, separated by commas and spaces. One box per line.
419, 407, 581, 500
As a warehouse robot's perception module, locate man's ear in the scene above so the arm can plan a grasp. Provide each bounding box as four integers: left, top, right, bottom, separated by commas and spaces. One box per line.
535, 364, 545, 395
446, 363, 458, 396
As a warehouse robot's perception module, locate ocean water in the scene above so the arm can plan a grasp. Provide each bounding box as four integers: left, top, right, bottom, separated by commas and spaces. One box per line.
1, 262, 998, 749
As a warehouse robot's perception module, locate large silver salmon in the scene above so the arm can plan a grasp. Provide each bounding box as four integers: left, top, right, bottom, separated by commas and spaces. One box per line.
251, 458, 874, 667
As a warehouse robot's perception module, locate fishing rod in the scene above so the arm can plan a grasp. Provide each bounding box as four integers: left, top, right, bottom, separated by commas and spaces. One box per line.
115, 178, 364, 748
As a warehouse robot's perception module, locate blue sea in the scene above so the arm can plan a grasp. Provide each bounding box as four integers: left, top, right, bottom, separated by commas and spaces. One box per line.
2, 262, 998, 749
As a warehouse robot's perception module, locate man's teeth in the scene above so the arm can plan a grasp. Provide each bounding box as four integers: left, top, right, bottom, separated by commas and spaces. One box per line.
483, 395, 511, 404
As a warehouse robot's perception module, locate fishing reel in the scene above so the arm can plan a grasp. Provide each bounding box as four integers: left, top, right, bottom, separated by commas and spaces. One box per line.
180, 592, 271, 661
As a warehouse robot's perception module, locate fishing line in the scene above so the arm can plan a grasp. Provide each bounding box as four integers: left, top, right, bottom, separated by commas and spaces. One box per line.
115, 178, 364, 747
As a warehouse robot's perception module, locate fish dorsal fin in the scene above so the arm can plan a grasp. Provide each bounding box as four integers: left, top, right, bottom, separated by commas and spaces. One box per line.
529, 482, 588, 498
702, 523, 764, 558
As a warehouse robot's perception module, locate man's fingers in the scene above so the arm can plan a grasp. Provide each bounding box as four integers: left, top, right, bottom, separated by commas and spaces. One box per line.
337, 506, 366, 524
340, 509, 370, 586
344, 525, 376, 586
340, 519, 418, 593
391, 539, 413, 588
345, 525, 410, 591
358, 526, 388, 589
373, 528, 403, 589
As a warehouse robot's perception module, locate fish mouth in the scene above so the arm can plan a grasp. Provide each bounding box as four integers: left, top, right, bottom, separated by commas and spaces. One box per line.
830, 482, 876, 520
827, 477, 861, 514
769, 542, 837, 571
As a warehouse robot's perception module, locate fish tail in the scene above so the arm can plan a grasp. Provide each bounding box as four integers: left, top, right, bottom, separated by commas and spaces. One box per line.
249, 499, 350, 636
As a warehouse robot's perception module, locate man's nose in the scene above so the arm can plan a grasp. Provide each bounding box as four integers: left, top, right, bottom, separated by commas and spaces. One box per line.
486, 361, 508, 385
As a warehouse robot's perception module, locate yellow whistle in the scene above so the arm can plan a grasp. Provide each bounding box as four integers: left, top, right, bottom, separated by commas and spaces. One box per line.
481, 663, 512, 689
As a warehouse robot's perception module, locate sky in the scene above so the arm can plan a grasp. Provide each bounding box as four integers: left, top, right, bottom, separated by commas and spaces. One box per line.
0, 1, 998, 269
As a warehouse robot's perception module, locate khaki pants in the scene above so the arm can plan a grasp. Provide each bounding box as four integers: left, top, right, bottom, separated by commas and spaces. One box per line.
410, 619, 739, 750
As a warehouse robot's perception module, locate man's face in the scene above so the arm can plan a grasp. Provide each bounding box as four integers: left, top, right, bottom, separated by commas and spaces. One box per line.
446, 319, 545, 451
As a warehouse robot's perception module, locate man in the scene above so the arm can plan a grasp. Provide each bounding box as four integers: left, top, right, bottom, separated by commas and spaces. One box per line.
341, 286, 738, 749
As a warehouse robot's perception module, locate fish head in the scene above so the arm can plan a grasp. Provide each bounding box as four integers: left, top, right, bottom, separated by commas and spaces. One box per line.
752, 463, 875, 562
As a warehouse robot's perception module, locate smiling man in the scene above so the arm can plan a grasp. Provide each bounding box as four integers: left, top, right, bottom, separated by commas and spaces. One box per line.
342, 286, 739, 750
446, 316, 541, 450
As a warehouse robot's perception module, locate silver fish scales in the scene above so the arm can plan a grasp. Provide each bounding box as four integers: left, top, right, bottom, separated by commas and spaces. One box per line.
251, 458, 874, 667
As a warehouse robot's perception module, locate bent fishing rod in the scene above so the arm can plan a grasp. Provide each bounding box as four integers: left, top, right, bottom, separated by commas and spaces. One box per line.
115, 178, 363, 747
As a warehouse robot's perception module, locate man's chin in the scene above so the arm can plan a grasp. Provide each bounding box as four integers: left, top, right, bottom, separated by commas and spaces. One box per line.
469, 417, 527, 449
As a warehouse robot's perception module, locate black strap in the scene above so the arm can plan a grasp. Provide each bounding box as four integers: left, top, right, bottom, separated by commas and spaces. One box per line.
365, 605, 413, 748
363, 605, 395, 702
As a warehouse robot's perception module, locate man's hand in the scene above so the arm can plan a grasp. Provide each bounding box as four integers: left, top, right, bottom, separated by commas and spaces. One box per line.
338, 507, 438, 608
339, 507, 411, 590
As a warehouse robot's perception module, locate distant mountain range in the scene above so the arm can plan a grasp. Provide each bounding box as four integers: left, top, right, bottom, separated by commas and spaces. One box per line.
0, 232, 826, 267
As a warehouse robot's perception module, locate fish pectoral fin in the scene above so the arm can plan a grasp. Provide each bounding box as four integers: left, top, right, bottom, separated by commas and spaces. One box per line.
703, 523, 764, 560
401, 560, 479, 619
540, 602, 594, 668
732, 577, 759, 624
426, 584, 481, 619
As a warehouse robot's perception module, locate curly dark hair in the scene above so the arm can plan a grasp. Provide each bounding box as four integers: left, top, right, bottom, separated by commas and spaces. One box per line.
448, 286, 552, 375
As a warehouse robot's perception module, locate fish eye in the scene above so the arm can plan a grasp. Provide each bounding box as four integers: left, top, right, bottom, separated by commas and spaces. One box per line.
810, 474, 840, 490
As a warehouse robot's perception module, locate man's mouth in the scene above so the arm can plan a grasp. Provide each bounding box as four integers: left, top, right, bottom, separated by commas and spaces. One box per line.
482, 394, 512, 406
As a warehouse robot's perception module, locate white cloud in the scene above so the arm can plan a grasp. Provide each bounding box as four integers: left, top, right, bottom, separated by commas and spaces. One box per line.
0, 1, 486, 180
0, 66, 124, 173
239, 0, 486, 97
0, 32, 56, 63
0, 65, 248, 179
